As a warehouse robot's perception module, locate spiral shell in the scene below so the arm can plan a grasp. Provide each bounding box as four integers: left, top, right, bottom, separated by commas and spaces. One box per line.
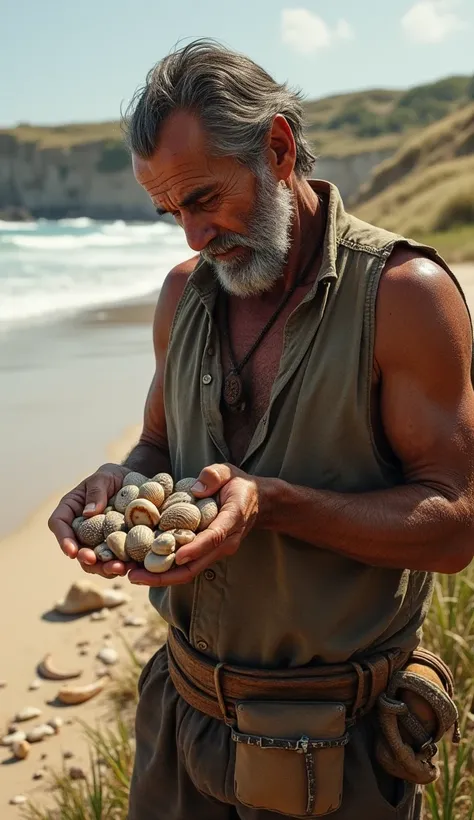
151, 532, 176, 555
159, 503, 201, 532
144, 552, 176, 573
174, 477, 198, 493
103, 511, 125, 539
138, 481, 165, 508
106, 531, 128, 561
196, 498, 219, 531
151, 473, 174, 498
77, 515, 105, 548
125, 526, 154, 562
122, 471, 148, 488
114, 485, 140, 513
124, 498, 160, 529
161, 491, 195, 512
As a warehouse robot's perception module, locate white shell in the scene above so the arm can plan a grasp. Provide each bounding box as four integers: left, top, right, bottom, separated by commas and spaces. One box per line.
125, 525, 155, 562
97, 647, 118, 665
139, 481, 165, 508
151, 532, 176, 555
48, 716, 63, 732
159, 503, 201, 532
106, 530, 128, 561
114, 485, 140, 513
124, 498, 160, 529
57, 676, 108, 705
161, 491, 194, 512
171, 529, 196, 546
10, 796, 28, 805
90, 608, 109, 621
28, 678, 41, 691
122, 471, 148, 487
123, 615, 146, 627
26, 724, 56, 742
15, 706, 42, 722
2, 731, 27, 746
144, 552, 176, 573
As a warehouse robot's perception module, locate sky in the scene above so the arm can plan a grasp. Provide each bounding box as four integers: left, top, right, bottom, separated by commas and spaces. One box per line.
1, 0, 473, 127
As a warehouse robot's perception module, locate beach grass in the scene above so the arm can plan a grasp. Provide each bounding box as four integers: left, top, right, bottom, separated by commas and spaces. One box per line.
24, 562, 474, 819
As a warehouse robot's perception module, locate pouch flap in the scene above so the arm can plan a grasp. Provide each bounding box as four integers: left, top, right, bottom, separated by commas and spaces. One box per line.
236, 700, 346, 739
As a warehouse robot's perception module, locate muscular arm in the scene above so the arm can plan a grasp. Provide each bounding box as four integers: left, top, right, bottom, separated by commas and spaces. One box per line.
257, 250, 474, 574
121, 257, 197, 477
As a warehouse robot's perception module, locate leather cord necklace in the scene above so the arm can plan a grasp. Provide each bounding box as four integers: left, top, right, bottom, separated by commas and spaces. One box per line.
221, 199, 327, 414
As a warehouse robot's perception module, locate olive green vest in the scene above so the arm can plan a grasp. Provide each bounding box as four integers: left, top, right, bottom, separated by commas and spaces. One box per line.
151, 180, 464, 669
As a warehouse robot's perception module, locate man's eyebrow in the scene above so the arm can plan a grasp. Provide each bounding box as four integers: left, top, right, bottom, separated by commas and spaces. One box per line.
155, 184, 217, 217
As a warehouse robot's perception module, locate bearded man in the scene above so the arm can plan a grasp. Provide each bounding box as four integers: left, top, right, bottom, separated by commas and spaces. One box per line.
49, 40, 474, 820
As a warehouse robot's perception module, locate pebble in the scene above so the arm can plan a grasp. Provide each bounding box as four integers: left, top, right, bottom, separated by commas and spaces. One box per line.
26, 724, 56, 743
29, 678, 42, 691
69, 766, 86, 780
77, 640, 90, 648
41, 753, 48, 760
91, 609, 109, 621
124, 615, 146, 627
15, 706, 42, 722
63, 750, 74, 759
79, 649, 89, 656
33, 769, 46, 780
1, 731, 26, 746
10, 796, 28, 805
97, 647, 118, 666
47, 716, 63, 732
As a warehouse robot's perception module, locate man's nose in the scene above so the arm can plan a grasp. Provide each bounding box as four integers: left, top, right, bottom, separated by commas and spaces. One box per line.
182, 214, 217, 253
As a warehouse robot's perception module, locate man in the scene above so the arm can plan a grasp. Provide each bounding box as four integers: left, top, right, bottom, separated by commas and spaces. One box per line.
49, 40, 474, 819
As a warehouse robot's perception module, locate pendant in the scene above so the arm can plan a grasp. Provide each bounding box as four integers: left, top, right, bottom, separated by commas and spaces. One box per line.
223, 372, 246, 412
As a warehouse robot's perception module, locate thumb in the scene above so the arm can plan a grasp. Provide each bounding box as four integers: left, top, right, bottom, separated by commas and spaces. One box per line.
191, 463, 234, 497
83, 480, 110, 516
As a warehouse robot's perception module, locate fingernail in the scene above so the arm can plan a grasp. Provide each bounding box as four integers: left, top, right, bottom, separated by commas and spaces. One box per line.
83, 503, 96, 513
191, 481, 206, 493
176, 556, 191, 565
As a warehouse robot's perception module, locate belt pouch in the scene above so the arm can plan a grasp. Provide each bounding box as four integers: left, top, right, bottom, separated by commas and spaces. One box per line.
232, 700, 348, 817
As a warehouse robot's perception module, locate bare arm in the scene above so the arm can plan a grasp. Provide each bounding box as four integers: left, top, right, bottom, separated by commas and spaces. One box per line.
256, 250, 474, 574
157, 250, 474, 587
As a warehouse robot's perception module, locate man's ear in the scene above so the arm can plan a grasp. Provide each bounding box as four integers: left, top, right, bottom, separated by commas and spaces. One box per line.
266, 114, 296, 182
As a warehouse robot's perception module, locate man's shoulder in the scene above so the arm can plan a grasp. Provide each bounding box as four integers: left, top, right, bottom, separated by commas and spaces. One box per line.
160, 254, 201, 305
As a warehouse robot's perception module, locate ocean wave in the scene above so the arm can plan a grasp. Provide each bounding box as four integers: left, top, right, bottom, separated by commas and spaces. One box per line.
57, 216, 95, 227
0, 221, 38, 232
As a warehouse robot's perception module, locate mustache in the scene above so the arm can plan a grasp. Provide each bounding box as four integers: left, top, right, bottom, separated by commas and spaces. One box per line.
202, 233, 254, 257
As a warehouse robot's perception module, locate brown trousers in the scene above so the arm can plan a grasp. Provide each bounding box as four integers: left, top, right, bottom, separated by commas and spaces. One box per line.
128, 645, 424, 820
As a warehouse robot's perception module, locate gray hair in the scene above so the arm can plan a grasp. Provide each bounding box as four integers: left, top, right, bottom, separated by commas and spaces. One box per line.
122, 39, 315, 177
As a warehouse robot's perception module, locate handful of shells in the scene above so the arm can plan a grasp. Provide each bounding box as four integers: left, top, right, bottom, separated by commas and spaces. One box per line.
73, 473, 219, 574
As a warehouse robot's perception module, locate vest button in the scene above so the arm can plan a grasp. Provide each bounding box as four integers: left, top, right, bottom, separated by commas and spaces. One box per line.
204, 569, 216, 581
196, 640, 208, 652
202, 374, 212, 385
207, 346, 215, 356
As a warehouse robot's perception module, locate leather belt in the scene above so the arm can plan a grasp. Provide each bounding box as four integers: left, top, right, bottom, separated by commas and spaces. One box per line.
167, 626, 410, 724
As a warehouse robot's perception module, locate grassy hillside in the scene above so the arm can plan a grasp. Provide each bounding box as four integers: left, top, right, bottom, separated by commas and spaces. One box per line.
1, 74, 471, 159
353, 104, 474, 261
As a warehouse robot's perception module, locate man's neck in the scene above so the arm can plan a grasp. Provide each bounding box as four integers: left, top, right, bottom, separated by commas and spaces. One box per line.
280, 178, 325, 294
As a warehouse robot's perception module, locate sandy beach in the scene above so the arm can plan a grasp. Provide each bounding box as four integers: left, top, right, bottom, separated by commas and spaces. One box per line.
1, 262, 474, 812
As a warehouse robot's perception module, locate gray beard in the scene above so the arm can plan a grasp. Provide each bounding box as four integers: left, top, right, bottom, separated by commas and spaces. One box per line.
200, 165, 294, 298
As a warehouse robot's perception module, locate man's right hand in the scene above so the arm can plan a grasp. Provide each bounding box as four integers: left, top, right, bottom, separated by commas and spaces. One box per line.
48, 463, 136, 578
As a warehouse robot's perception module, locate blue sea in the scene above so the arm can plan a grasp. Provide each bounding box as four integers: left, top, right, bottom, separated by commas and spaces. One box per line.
0, 217, 190, 330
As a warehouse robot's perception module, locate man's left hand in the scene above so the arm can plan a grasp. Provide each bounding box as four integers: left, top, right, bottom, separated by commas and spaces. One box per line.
128, 464, 261, 587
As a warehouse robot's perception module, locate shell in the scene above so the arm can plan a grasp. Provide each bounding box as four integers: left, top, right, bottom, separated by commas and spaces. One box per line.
38, 654, 82, 681
151, 472, 174, 498
90, 608, 109, 621
55, 581, 130, 614
106, 531, 128, 561
144, 552, 176, 573
159, 503, 201, 532
10, 796, 28, 806
97, 647, 118, 665
77, 515, 106, 547
161, 491, 195, 512
94, 543, 115, 562
151, 532, 176, 555
139, 481, 165, 508
122, 471, 148, 488
124, 498, 160, 529
125, 525, 155, 562
57, 676, 108, 705
175, 477, 198, 493
123, 615, 146, 627
26, 724, 55, 742
196, 498, 219, 531
15, 707, 42, 722
28, 679, 41, 690
103, 511, 125, 539
104, 506, 113, 514
171, 529, 196, 546
12, 739, 30, 760
114, 485, 140, 513
47, 717, 63, 732
72, 516, 84, 534
2, 731, 26, 747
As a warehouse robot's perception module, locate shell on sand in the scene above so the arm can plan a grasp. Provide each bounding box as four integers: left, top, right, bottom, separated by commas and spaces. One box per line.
123, 615, 146, 627
55, 581, 130, 615
124, 498, 160, 529
38, 654, 82, 681
47, 717, 63, 732
144, 552, 176, 573
122, 471, 148, 488
77, 515, 106, 548
15, 707, 42, 722
97, 647, 118, 665
114, 484, 140, 513
10, 796, 28, 806
12, 739, 30, 760
26, 724, 56, 743
125, 526, 154, 562
2, 731, 27, 747
151, 473, 174, 498
57, 676, 108, 705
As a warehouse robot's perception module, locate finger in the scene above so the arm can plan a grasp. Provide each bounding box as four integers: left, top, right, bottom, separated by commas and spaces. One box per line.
77, 547, 98, 566
191, 463, 235, 497
78, 559, 131, 578
175, 506, 241, 565
83, 477, 115, 516
48, 493, 85, 554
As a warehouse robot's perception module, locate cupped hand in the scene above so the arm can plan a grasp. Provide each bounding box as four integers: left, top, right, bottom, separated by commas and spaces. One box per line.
48, 462, 132, 576
128, 463, 261, 587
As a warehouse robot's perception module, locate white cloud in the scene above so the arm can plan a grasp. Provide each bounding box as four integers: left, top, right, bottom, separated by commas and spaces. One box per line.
281, 9, 355, 56
401, 0, 467, 44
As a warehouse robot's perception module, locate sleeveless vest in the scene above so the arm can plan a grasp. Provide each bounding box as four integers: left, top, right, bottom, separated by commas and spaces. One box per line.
151, 180, 468, 668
